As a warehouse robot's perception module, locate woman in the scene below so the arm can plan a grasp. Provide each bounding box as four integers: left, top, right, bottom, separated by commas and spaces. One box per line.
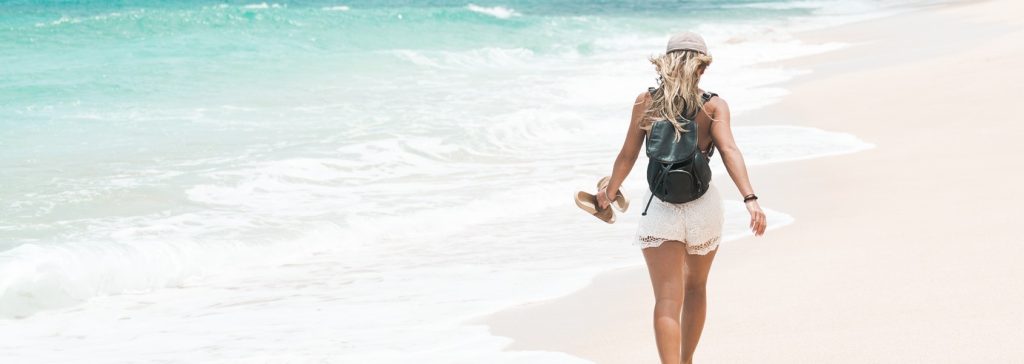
597, 31, 767, 364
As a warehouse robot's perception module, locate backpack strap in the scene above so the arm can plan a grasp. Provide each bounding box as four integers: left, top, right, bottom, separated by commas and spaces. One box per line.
701, 91, 717, 103
641, 163, 673, 216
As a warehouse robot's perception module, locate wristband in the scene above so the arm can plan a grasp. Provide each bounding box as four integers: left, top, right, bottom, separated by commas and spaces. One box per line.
743, 194, 758, 203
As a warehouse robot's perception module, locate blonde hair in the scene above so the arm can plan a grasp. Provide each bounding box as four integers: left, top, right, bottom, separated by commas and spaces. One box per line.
640, 49, 713, 139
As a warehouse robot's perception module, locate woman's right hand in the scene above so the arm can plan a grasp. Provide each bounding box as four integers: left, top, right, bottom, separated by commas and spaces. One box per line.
746, 200, 767, 236
597, 187, 611, 210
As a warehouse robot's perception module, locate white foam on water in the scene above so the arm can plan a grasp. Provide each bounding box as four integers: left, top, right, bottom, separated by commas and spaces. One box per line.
0, 212, 353, 319
466, 4, 521, 19
392, 47, 538, 70
322, 5, 350, 12
44, 16, 79, 26
724, 0, 826, 10
730, 125, 875, 165
242, 2, 282, 10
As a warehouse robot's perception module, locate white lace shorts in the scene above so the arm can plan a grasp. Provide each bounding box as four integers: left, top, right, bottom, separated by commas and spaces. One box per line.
634, 184, 724, 255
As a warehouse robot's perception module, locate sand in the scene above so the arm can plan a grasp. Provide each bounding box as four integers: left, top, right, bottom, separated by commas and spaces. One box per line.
480, 0, 1024, 362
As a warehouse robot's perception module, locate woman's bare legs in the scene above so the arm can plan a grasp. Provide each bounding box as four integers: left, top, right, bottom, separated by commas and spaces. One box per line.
643, 242, 719, 364
681, 246, 718, 364
642, 241, 687, 364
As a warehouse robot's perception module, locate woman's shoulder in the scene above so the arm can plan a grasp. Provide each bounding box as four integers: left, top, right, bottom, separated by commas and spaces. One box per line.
635, 89, 653, 103
702, 94, 730, 124
632, 90, 653, 112
702, 91, 728, 113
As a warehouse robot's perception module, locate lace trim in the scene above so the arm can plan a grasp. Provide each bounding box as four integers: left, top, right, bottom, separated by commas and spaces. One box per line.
635, 236, 721, 255
686, 236, 721, 255
636, 236, 669, 249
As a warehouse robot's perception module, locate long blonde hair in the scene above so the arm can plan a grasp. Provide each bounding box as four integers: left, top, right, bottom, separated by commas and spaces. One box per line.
640, 49, 713, 138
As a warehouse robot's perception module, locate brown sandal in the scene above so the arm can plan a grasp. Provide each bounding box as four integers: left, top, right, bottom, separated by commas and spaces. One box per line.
597, 176, 629, 212
574, 190, 615, 224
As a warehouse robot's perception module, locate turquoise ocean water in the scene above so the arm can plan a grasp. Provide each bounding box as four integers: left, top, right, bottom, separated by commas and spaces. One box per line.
1, 1, 912, 362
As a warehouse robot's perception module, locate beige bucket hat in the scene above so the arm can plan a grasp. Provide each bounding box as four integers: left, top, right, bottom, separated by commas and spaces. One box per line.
666, 31, 709, 55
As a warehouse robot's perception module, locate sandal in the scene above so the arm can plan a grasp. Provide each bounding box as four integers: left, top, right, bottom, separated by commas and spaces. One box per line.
597, 176, 629, 212
574, 191, 615, 224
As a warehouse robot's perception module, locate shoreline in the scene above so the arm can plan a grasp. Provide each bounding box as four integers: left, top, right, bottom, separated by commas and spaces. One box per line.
476, 0, 1024, 362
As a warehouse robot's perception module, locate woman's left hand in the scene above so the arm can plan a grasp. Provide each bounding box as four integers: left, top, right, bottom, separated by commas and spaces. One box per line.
745, 200, 767, 236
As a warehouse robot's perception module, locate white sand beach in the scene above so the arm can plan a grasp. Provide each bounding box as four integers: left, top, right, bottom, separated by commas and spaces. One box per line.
483, 1, 1024, 362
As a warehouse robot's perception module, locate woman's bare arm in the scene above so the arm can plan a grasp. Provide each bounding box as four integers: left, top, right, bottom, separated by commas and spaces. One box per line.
708, 98, 754, 196
708, 98, 766, 236
598, 92, 650, 208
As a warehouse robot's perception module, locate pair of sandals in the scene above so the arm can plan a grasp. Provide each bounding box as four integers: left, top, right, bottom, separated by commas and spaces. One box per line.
574, 176, 629, 224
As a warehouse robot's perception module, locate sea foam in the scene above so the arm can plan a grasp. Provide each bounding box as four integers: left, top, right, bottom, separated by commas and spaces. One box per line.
466, 4, 521, 19
242, 2, 282, 9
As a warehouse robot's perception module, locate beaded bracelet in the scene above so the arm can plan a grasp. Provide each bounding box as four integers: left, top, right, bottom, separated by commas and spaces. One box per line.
743, 194, 758, 203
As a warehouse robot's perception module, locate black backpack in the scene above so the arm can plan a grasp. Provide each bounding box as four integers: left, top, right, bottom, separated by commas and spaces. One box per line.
641, 88, 718, 216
